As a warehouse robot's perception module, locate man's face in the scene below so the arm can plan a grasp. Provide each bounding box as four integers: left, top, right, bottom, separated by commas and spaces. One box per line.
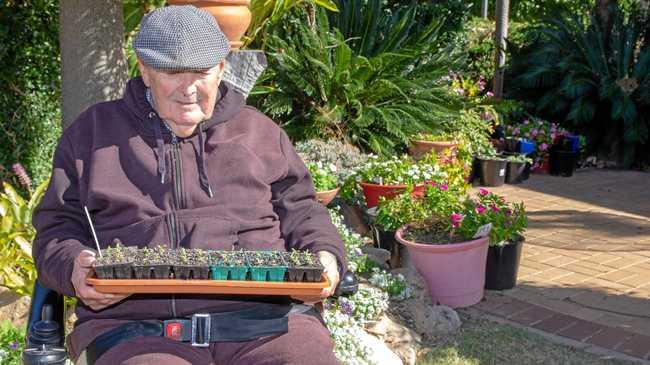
139, 60, 225, 136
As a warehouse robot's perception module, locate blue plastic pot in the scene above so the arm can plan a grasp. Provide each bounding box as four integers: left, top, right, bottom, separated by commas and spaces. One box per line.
518, 140, 536, 155
566, 135, 580, 152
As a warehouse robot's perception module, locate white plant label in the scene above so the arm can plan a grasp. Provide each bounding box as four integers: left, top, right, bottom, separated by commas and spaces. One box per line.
499, 168, 505, 176
473, 223, 492, 239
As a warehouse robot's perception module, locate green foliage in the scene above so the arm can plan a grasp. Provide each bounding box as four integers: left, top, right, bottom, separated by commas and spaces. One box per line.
253, 7, 463, 155
0, 0, 62, 185
295, 139, 368, 184
508, 5, 650, 167
306, 162, 338, 191
470, 0, 594, 22
247, 0, 338, 48
0, 180, 48, 296
0, 321, 24, 365
327, 0, 459, 57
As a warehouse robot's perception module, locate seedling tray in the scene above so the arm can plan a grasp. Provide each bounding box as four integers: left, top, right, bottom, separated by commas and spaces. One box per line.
87, 274, 329, 301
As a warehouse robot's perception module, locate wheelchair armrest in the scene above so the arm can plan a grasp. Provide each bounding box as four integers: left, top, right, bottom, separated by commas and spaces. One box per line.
26, 279, 65, 347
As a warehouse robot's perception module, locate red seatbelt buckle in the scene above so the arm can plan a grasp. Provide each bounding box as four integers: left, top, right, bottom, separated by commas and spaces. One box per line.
165, 321, 183, 340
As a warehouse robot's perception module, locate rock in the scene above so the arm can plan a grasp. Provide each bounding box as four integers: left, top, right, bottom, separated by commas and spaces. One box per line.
406, 301, 461, 336
362, 247, 391, 269
392, 248, 432, 306
357, 331, 404, 365
0, 288, 30, 327
366, 315, 420, 365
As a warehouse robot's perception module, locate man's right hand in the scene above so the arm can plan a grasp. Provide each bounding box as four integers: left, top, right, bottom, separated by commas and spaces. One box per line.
71, 250, 130, 311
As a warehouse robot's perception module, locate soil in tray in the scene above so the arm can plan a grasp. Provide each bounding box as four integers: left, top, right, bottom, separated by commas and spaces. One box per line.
93, 242, 136, 279
172, 248, 210, 280
132, 246, 172, 279
247, 251, 287, 282
209, 250, 248, 281
283, 250, 324, 282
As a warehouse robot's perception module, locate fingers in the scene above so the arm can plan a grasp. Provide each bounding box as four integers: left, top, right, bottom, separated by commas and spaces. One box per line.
77, 284, 129, 310
77, 250, 97, 268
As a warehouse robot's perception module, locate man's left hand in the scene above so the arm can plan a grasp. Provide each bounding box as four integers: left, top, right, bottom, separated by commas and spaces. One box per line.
317, 251, 340, 298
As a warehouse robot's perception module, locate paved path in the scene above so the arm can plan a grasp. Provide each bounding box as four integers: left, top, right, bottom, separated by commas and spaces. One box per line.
472, 169, 650, 360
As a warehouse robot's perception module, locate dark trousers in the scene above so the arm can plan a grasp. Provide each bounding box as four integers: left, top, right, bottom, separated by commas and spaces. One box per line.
83, 314, 340, 365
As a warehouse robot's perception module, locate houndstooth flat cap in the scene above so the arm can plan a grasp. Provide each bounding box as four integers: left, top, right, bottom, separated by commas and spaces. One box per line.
134, 5, 230, 72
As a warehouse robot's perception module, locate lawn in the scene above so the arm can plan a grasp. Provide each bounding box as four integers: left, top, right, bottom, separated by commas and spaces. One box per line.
418, 312, 636, 365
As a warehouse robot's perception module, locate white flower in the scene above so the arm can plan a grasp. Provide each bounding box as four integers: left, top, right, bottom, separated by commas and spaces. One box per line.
329, 163, 338, 172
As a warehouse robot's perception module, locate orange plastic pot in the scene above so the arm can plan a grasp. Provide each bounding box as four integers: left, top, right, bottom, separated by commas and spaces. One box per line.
360, 181, 431, 208
315, 187, 339, 206
167, 0, 252, 49
408, 140, 457, 161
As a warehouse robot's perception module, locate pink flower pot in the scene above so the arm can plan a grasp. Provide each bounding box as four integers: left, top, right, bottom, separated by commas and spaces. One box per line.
395, 228, 489, 308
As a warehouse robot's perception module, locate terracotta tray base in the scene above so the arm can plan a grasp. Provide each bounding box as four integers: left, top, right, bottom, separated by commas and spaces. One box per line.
87, 275, 329, 302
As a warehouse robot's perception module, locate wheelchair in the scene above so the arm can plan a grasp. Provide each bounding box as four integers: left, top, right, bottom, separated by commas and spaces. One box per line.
23, 271, 358, 364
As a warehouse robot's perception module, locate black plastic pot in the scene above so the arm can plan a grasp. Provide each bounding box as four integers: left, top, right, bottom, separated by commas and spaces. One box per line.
505, 161, 526, 184
174, 265, 209, 280
485, 240, 524, 290
550, 150, 577, 177
133, 265, 172, 279
504, 138, 519, 153
94, 263, 133, 279
286, 265, 324, 282
478, 158, 507, 187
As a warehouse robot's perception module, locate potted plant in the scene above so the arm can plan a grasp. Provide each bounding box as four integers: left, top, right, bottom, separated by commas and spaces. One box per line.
133, 245, 173, 279
461, 189, 527, 290
392, 184, 490, 308
355, 155, 445, 208
306, 162, 340, 206
167, 0, 252, 49
505, 154, 532, 184
475, 146, 507, 187
93, 242, 135, 279
283, 249, 324, 282
173, 248, 210, 280
247, 250, 287, 282
408, 132, 458, 162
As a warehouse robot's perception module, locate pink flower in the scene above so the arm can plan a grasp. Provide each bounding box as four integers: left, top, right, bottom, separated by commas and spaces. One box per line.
450, 213, 464, 228
486, 91, 494, 97
513, 128, 520, 136
523, 119, 530, 125
507, 125, 513, 130
439, 183, 449, 191
479, 188, 489, 196
490, 204, 501, 213
476, 205, 486, 214
455, 88, 465, 96
539, 143, 548, 151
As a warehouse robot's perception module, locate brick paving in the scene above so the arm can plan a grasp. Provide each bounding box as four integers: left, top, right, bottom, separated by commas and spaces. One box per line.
471, 169, 650, 360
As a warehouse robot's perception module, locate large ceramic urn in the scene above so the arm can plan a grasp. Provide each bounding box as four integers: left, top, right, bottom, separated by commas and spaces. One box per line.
167, 0, 252, 49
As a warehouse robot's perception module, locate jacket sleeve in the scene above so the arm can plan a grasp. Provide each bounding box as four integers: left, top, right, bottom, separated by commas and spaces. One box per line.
32, 133, 89, 297
271, 131, 347, 275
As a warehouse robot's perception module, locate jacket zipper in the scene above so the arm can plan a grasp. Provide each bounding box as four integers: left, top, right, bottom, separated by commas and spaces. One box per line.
169, 137, 185, 318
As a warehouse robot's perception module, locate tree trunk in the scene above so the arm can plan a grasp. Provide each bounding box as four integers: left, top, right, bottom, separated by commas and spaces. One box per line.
493, 0, 510, 99
596, 0, 617, 45
59, 0, 128, 129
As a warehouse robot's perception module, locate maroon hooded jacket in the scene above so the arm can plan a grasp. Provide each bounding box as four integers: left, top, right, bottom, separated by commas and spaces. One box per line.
32, 77, 346, 359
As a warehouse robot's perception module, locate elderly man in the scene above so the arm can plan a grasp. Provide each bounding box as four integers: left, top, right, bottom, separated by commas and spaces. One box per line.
32, 5, 344, 365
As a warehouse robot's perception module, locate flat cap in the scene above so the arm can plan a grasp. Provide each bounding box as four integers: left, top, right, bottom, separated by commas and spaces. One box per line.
134, 5, 230, 72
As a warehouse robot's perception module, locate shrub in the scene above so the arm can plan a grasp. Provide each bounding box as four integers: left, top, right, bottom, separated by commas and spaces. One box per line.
507, 5, 650, 167
251, 7, 463, 155
0, 0, 62, 185
295, 139, 368, 184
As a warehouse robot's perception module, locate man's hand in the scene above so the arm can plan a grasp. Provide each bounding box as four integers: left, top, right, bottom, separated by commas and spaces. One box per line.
71, 250, 130, 311
317, 251, 340, 298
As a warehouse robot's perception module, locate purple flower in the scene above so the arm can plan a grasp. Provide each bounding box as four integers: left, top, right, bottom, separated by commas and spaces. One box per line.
539, 143, 549, 151
523, 119, 530, 125
340, 300, 354, 316
12, 163, 32, 191
354, 248, 363, 257
10, 341, 19, 350
439, 183, 449, 191
513, 128, 520, 136
476, 205, 486, 214
479, 188, 489, 196
486, 91, 494, 97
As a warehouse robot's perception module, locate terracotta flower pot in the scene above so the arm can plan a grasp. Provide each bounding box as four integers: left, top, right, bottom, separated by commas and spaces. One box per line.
315, 187, 339, 206
395, 227, 489, 308
167, 0, 252, 49
408, 140, 457, 161
360, 181, 430, 208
